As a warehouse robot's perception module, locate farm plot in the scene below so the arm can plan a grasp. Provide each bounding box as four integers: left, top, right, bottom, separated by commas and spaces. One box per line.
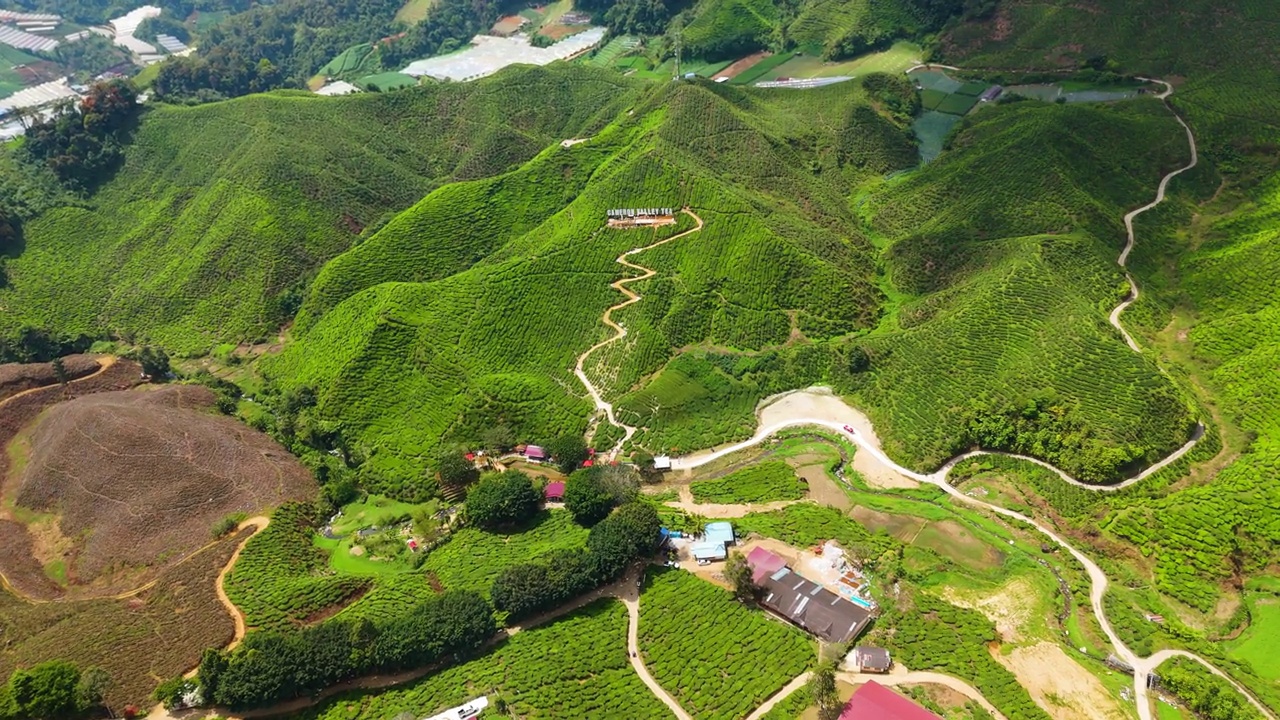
0, 358, 142, 599
0, 527, 247, 710
689, 460, 807, 504
638, 568, 813, 720
293, 599, 669, 720
223, 503, 371, 631
13, 385, 316, 596
421, 510, 589, 597
0, 354, 101, 402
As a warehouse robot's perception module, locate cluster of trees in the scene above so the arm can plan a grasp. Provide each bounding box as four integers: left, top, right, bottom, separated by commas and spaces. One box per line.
959, 395, 1154, 484
861, 73, 920, 124
0, 661, 111, 720
1158, 657, 1264, 720
491, 502, 660, 621
152, 0, 398, 100
136, 14, 192, 44
39, 36, 130, 80
199, 590, 495, 709
563, 464, 640, 526
3, 0, 251, 25
22, 79, 140, 191
0, 328, 96, 364
378, 0, 503, 68
464, 471, 542, 530
601, 0, 678, 36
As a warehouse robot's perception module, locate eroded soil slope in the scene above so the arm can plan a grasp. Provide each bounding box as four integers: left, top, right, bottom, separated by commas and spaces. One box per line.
7, 384, 314, 597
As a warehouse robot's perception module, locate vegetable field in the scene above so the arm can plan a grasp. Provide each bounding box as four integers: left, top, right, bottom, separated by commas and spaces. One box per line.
293, 600, 670, 720
638, 568, 812, 719
689, 461, 807, 503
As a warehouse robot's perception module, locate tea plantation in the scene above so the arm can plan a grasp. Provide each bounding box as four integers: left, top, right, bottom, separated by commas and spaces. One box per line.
0, 65, 639, 354
293, 600, 671, 720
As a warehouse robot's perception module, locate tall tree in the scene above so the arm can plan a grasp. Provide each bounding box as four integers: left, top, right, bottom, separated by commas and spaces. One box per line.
564, 467, 614, 527
813, 660, 841, 720
724, 551, 755, 602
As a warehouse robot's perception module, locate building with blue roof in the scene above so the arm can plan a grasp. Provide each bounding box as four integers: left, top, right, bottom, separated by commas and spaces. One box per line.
705, 521, 734, 546
690, 540, 727, 561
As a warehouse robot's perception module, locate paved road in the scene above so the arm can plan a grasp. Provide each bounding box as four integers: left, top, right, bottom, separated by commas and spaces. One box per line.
573, 208, 704, 460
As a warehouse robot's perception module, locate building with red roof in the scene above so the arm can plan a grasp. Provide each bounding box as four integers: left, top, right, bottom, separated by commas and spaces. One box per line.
746, 546, 788, 584
525, 445, 547, 461
839, 680, 940, 720
544, 481, 565, 501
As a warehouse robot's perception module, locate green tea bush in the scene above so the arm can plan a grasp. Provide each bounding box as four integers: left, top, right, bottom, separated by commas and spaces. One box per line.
222, 503, 370, 631
882, 592, 1050, 720
292, 600, 668, 720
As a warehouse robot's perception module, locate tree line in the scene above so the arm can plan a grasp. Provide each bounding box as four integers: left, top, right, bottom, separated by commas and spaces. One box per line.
0, 661, 112, 720
193, 476, 660, 710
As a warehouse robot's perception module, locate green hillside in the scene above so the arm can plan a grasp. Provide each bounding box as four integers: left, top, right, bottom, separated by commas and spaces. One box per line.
0, 66, 638, 354
263, 78, 911, 487
938, 0, 1280, 146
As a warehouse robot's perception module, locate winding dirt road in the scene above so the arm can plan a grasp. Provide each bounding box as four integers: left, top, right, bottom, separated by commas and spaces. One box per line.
216, 516, 269, 650
668, 80, 1273, 720
574, 208, 704, 459
1109, 79, 1200, 352
622, 589, 692, 720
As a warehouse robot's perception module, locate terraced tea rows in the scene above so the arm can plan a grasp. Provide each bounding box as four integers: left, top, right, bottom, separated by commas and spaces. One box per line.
292, 600, 671, 720
638, 568, 812, 720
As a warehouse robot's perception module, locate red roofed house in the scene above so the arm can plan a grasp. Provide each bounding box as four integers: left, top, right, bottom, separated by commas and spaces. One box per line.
525, 445, 547, 461
840, 680, 940, 720
545, 481, 566, 502
746, 546, 788, 584
582, 459, 594, 468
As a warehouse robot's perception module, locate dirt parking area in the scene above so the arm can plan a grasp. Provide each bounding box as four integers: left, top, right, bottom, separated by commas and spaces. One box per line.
996, 642, 1129, 720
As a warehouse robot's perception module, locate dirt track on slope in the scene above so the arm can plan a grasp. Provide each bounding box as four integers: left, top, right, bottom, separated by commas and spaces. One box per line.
574, 208, 704, 459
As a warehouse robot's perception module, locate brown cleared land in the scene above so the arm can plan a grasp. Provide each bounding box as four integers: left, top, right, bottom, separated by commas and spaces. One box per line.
6, 384, 314, 598
0, 527, 248, 710
714, 51, 770, 80
0, 354, 101, 402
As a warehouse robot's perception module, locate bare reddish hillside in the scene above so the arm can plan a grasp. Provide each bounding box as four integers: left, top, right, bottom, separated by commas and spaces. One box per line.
0, 354, 101, 402
11, 385, 315, 595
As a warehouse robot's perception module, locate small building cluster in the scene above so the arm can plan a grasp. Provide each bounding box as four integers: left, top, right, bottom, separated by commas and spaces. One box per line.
747, 547, 874, 645
606, 208, 677, 228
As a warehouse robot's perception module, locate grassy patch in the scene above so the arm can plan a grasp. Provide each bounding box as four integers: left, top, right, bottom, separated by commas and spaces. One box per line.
690, 460, 807, 504
394, 0, 436, 23
1227, 595, 1280, 680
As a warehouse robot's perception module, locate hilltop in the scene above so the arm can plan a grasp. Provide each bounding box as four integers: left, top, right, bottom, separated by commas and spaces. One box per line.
0, 65, 638, 355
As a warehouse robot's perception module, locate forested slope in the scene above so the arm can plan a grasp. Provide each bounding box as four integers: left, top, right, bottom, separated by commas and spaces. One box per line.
0, 66, 636, 354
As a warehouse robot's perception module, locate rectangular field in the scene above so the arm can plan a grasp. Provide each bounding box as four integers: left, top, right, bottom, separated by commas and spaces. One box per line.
936, 92, 980, 115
